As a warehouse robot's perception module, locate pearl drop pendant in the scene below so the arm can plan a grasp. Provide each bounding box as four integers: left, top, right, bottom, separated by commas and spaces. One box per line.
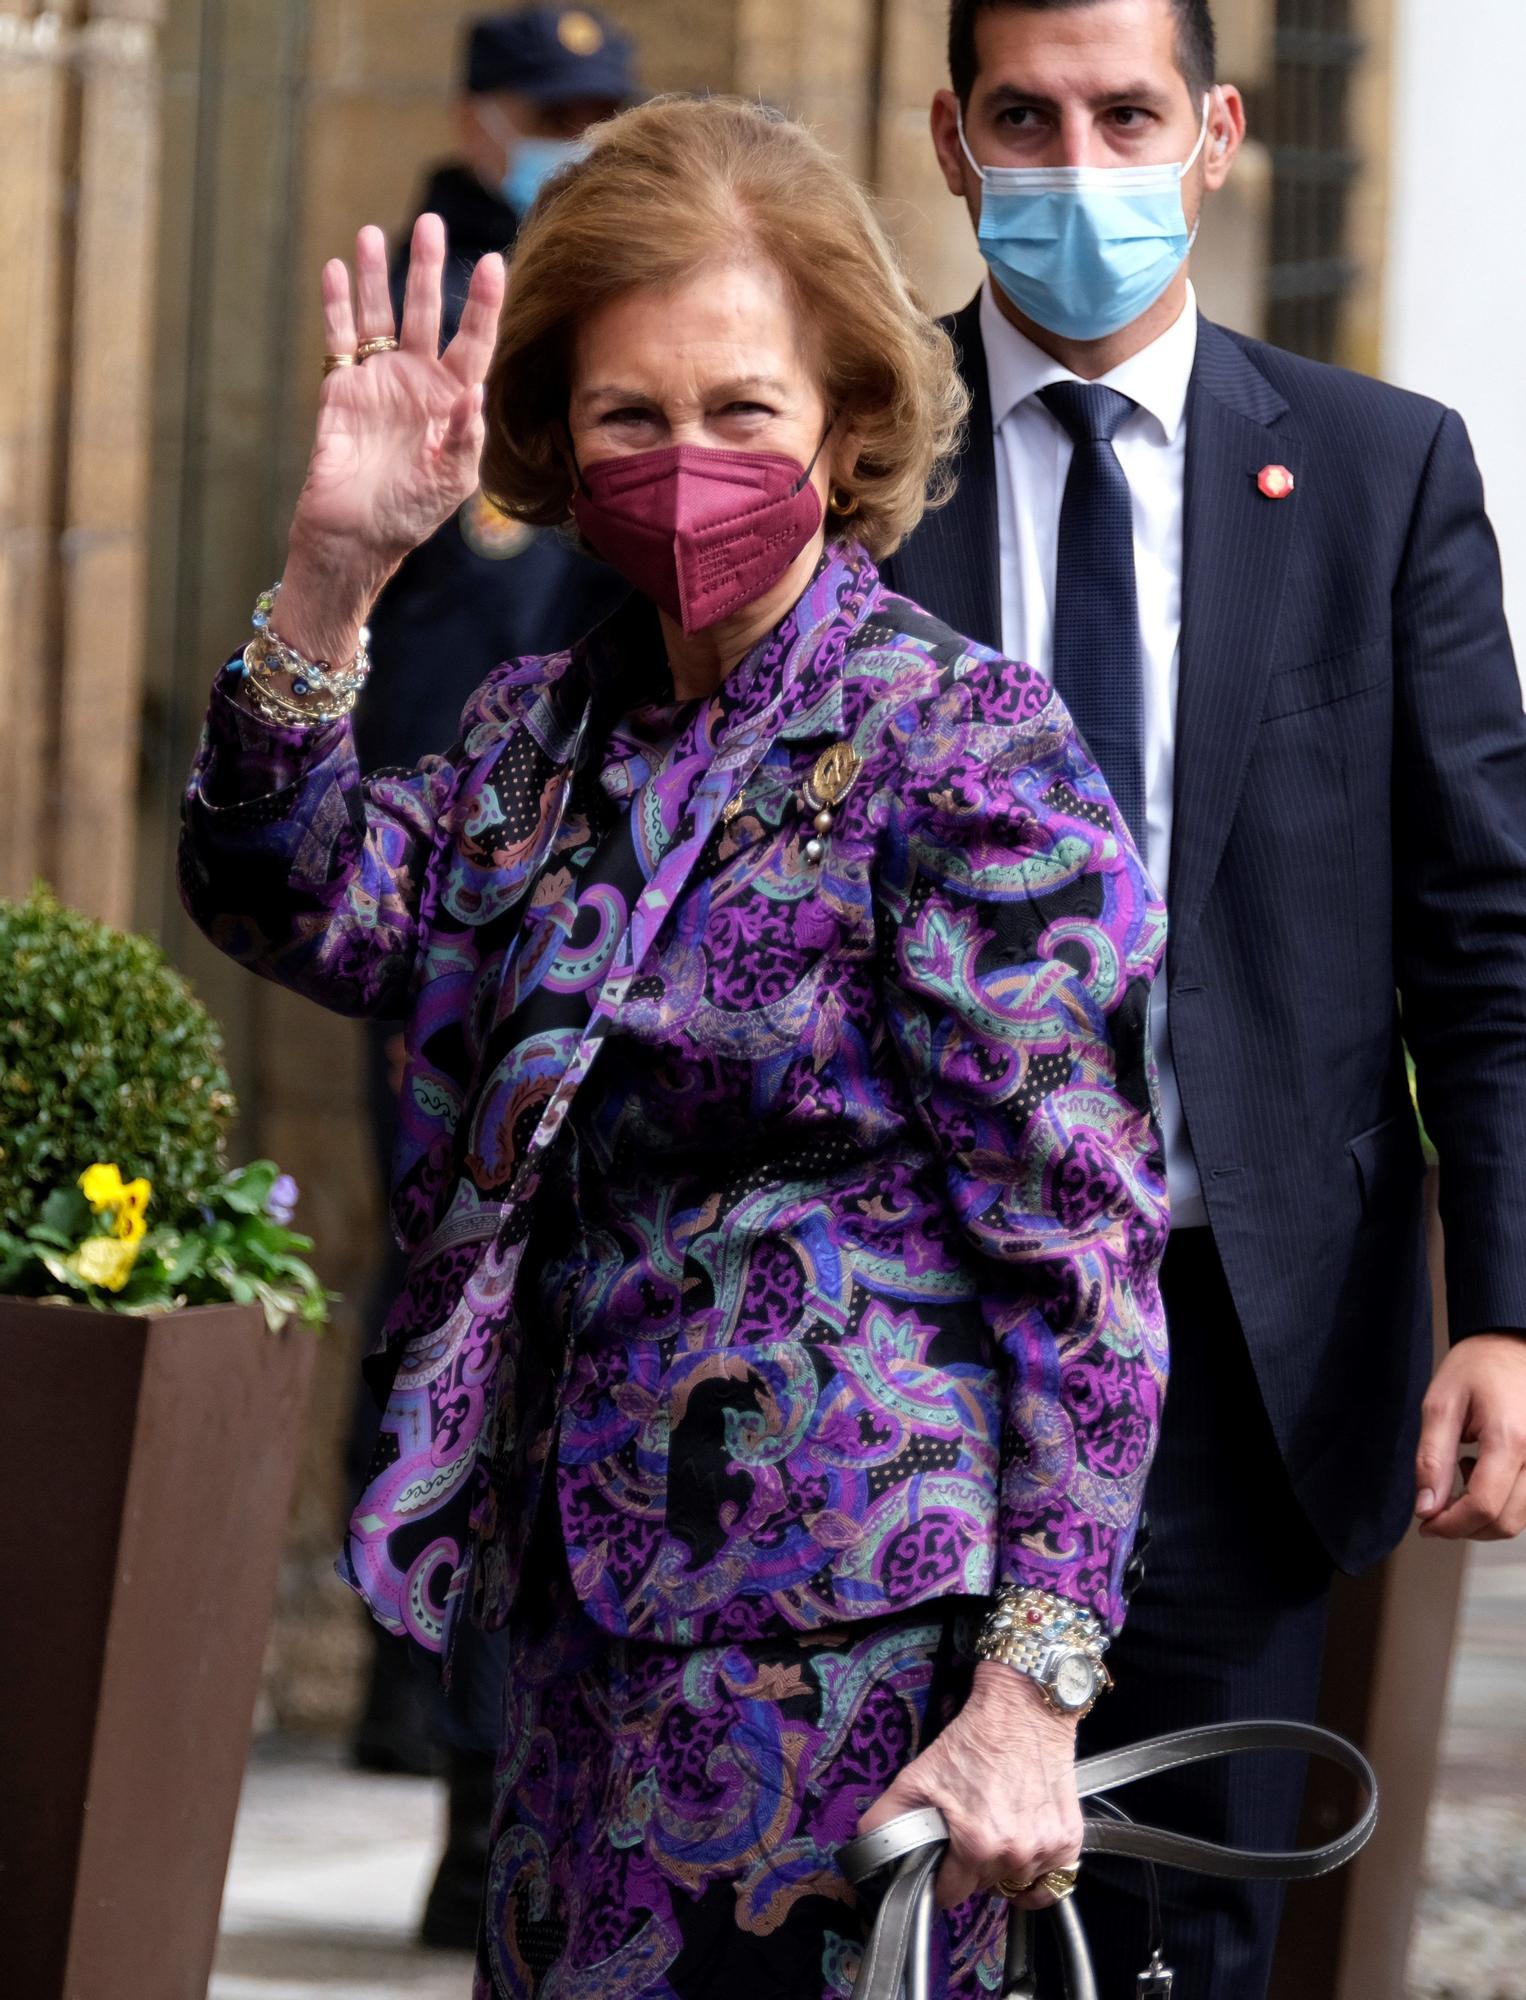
799, 739, 861, 872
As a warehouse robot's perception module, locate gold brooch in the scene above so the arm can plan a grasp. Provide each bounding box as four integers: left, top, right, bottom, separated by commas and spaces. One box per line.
802, 742, 861, 863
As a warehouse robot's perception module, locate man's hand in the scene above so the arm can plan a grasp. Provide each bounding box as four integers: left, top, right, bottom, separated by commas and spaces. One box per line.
856, 1660, 1083, 1911
1415, 1334, 1526, 1539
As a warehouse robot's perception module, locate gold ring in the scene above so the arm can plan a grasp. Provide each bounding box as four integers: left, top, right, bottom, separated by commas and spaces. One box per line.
355, 335, 400, 360
1041, 1867, 1080, 1901
322, 352, 357, 374
994, 1874, 1035, 1900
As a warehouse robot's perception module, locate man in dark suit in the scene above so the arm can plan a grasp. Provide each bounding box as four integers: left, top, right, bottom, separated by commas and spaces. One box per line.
881, 1, 1526, 1990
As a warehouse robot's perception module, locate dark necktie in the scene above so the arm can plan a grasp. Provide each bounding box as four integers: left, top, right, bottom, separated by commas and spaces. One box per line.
1036, 380, 1146, 847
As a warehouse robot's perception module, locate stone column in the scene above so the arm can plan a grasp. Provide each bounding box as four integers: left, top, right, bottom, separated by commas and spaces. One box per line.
0, 0, 164, 927
1198, 0, 1274, 338
0, 8, 73, 901
57, 0, 164, 925
875, 0, 985, 316
1341, 0, 1396, 379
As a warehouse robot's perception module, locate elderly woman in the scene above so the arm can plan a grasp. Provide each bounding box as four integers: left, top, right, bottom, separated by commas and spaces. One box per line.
181, 95, 1166, 2000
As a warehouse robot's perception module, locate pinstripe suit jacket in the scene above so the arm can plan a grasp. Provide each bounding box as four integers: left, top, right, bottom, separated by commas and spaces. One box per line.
883, 297, 1526, 1572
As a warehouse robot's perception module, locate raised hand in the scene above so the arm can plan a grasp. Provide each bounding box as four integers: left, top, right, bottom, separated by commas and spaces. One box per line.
275, 214, 506, 667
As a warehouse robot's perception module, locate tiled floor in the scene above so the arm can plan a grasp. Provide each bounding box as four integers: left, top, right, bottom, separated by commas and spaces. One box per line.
1406, 1539, 1526, 2000
213, 1543, 1526, 2000
210, 1742, 473, 2000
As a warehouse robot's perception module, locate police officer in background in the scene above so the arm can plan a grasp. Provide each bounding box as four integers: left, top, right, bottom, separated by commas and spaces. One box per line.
344, 5, 635, 1953
357, 3, 636, 782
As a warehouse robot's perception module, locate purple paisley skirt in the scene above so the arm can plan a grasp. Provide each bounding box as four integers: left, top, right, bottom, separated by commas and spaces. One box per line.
473, 1528, 1006, 1998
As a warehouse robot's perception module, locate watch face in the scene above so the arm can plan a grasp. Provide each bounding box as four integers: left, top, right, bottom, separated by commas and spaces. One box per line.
1051, 1652, 1098, 1711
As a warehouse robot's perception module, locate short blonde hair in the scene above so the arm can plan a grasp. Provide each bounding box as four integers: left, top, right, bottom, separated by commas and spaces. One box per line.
480, 96, 967, 560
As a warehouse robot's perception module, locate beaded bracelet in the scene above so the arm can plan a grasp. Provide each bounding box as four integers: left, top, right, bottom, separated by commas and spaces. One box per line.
236, 657, 350, 729
233, 581, 371, 725
973, 1585, 1110, 1677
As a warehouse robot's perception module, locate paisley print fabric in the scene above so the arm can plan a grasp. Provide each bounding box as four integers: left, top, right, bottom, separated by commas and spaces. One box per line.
179, 546, 1168, 1658
474, 1521, 1005, 1999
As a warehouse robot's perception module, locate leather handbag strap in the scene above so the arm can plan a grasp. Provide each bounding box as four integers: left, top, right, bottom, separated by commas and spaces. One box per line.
839, 1719, 1378, 2000
853, 1840, 943, 2000
1075, 1722, 1376, 1879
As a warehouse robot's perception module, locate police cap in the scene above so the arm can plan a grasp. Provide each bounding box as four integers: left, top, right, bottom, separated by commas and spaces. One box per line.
463, 6, 637, 105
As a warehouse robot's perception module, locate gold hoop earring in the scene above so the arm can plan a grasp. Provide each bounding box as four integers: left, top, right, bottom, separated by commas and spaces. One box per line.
830, 485, 860, 518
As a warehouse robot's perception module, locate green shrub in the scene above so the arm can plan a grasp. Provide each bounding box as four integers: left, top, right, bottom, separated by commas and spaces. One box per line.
0, 886, 233, 1230
0, 887, 331, 1330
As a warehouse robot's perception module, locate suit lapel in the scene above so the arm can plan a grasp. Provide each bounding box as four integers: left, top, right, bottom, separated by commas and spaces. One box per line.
1170, 319, 1300, 945
890, 295, 1002, 652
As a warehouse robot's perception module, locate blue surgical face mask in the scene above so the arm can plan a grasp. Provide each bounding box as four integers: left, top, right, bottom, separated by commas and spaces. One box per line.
476, 104, 588, 215
501, 135, 587, 214
959, 95, 1212, 342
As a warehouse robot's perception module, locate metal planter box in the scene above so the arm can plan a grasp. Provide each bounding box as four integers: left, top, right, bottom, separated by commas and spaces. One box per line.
0, 1300, 316, 1999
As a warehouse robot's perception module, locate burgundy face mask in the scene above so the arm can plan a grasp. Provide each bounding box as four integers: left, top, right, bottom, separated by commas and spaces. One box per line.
572, 441, 826, 636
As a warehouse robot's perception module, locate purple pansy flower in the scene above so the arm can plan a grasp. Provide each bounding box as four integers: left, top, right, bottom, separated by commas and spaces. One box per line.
266, 1174, 300, 1225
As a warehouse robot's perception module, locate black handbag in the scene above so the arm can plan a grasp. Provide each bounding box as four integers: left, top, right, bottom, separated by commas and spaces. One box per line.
839, 1721, 1378, 2000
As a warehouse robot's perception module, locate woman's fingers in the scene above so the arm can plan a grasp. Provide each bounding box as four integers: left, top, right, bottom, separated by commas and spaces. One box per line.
933, 1805, 1082, 1912
1003, 1856, 1083, 1913
933, 1850, 982, 1910
443, 250, 506, 388
998, 1814, 1084, 1913
443, 382, 483, 440
440, 384, 486, 469
399, 212, 445, 358
320, 257, 358, 365
353, 224, 396, 344
858, 1699, 1083, 1914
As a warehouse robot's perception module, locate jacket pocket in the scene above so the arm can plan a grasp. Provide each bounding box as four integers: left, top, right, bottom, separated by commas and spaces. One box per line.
1262, 639, 1388, 722
1346, 1109, 1425, 1216
558, 1332, 1001, 1638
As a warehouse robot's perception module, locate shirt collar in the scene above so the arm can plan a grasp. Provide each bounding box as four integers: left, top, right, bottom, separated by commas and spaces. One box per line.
979, 279, 1199, 444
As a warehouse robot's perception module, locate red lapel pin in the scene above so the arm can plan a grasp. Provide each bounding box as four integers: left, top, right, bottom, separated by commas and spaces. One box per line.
1257, 463, 1296, 500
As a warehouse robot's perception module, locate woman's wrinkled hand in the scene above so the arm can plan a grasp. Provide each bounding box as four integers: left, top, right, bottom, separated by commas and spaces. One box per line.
275, 213, 506, 666
857, 1661, 1085, 1913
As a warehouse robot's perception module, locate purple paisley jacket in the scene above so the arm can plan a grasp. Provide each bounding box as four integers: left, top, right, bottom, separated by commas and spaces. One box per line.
180, 548, 1168, 1659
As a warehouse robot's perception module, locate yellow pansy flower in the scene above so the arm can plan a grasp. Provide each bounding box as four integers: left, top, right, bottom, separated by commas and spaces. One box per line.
119, 1176, 151, 1218
80, 1162, 129, 1211
79, 1162, 152, 1238
73, 1235, 141, 1293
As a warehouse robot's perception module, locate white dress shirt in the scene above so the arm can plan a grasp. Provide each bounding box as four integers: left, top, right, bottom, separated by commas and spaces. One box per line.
979, 280, 1205, 1227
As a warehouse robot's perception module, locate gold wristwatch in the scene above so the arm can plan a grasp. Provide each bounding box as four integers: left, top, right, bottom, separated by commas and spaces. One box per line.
974, 1585, 1113, 1721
